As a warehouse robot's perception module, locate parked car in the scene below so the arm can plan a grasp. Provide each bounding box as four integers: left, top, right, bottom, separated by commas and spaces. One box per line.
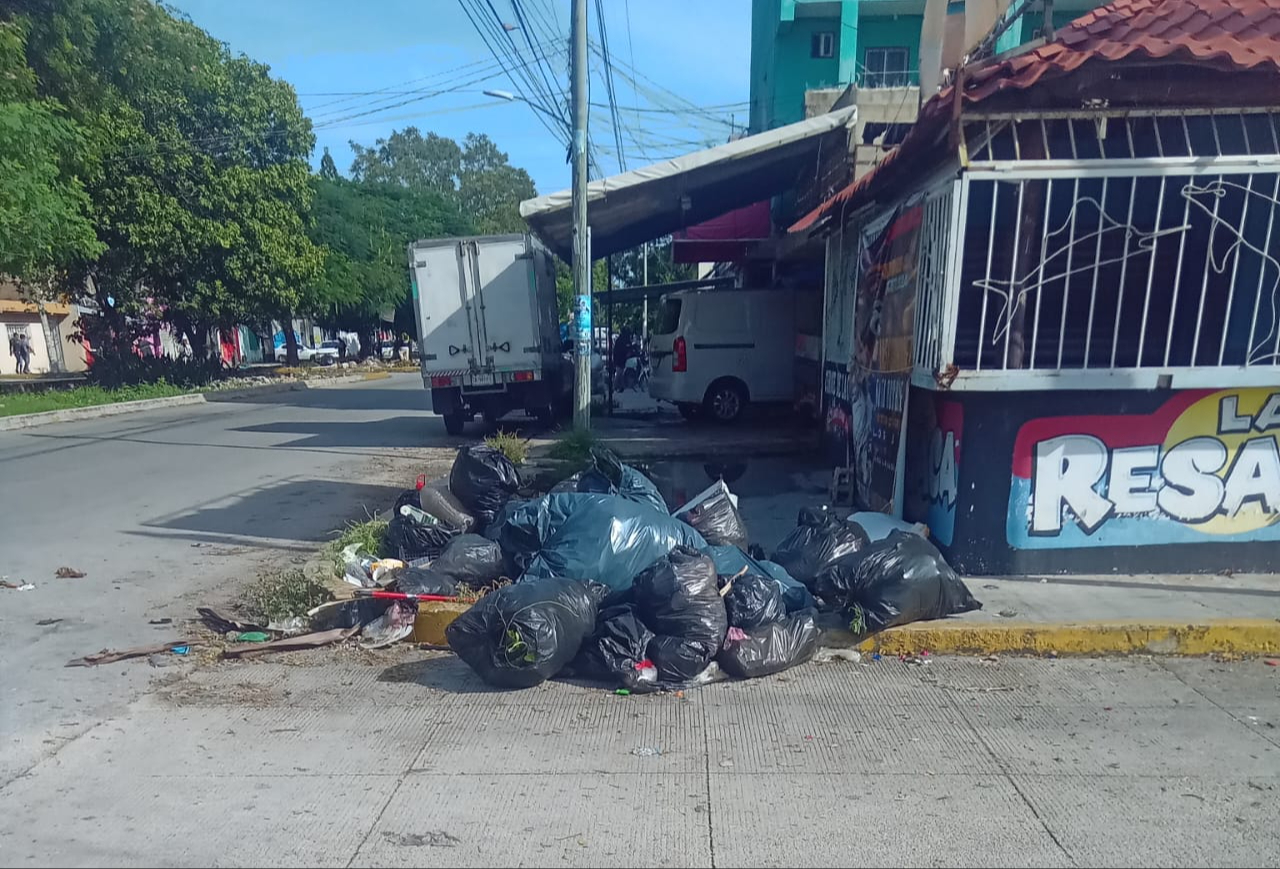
379, 341, 397, 360
316, 340, 342, 363
275, 341, 340, 364
649, 288, 796, 424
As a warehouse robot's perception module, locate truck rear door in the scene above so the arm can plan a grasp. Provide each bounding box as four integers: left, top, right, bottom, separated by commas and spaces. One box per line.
464, 237, 542, 379
413, 241, 482, 379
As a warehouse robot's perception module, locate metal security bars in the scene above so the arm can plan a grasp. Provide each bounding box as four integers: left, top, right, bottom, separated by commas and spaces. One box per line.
912, 186, 955, 374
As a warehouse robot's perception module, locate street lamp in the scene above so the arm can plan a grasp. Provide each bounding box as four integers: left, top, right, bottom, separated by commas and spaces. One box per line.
483, 89, 570, 132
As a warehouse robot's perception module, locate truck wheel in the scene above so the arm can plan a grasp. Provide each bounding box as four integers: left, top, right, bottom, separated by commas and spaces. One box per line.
442, 412, 465, 436
704, 379, 748, 424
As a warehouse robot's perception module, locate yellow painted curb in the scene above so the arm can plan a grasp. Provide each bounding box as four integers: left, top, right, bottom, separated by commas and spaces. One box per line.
360, 371, 392, 381
821, 619, 1280, 657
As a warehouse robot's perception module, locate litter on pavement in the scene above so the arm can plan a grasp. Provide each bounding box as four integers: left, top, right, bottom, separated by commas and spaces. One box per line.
69, 445, 979, 680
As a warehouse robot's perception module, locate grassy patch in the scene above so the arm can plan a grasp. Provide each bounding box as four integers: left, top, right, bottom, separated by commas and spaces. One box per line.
326, 518, 389, 574
485, 429, 529, 466
240, 569, 333, 623
0, 380, 196, 417
548, 428, 597, 464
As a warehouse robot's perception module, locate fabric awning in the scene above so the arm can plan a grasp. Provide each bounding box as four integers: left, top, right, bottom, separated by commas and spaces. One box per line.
519, 108, 856, 261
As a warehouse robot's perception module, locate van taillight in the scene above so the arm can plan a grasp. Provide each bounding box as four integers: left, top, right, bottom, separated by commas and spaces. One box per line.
673, 336, 687, 373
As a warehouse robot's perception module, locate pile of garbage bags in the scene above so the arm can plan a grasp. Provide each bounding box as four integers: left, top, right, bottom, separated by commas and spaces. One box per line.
437, 449, 980, 692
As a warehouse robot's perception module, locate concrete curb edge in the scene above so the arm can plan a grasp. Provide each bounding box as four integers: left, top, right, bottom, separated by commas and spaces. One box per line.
0, 371, 392, 432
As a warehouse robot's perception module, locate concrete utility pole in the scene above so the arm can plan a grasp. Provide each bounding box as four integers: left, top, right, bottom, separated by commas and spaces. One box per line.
641, 241, 649, 342
570, 0, 592, 431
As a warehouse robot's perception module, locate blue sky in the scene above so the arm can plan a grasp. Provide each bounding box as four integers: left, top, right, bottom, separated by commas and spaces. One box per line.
169, 0, 752, 195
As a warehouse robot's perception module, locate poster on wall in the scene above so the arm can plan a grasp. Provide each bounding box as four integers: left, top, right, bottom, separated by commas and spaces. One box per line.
905, 393, 962, 547
850, 200, 924, 515
1009, 387, 1280, 548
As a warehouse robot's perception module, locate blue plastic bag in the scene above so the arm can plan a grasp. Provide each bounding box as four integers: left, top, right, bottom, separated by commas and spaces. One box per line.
496, 493, 705, 591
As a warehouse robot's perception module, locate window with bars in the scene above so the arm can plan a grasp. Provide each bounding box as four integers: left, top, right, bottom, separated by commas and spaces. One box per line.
862, 47, 910, 88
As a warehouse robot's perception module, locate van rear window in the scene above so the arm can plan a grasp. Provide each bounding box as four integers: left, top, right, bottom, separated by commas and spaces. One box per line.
657, 298, 682, 334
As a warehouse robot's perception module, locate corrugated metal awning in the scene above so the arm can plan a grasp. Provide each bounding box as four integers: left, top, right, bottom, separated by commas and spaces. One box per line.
519, 108, 856, 261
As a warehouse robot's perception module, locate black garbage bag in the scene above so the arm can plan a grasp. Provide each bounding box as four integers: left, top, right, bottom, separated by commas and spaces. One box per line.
717, 609, 821, 679
645, 635, 719, 684
770, 507, 870, 588
633, 547, 727, 682
446, 578, 600, 689
705, 545, 816, 613
386, 492, 457, 560
413, 534, 505, 590
496, 494, 705, 590
586, 446, 668, 514
391, 566, 459, 596
448, 445, 522, 527
573, 604, 659, 692
722, 573, 786, 629
675, 480, 748, 548
821, 531, 982, 640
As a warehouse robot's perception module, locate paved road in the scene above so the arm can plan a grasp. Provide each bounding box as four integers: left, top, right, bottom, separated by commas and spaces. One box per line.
0, 375, 453, 784
0, 650, 1276, 867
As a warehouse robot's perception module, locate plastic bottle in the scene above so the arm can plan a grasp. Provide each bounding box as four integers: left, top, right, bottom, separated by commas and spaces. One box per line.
399, 504, 439, 525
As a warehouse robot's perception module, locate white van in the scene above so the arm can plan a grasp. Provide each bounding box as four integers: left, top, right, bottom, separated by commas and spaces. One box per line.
649, 288, 795, 423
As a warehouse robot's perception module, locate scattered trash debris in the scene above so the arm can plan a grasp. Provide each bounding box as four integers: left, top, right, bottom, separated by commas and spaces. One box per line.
2, 580, 34, 591
998, 609, 1018, 618
36, 618, 63, 626
197, 607, 265, 635
266, 616, 308, 636
674, 479, 749, 548
55, 567, 86, 578
221, 627, 359, 659
68, 640, 197, 667
447, 578, 600, 689
417, 475, 476, 532
814, 648, 861, 664
983, 584, 999, 590
360, 600, 418, 649
386, 489, 457, 560
388, 534, 504, 596
632, 746, 662, 757
149, 618, 173, 626
233, 632, 272, 643
307, 598, 392, 632
382, 831, 460, 848
1265, 659, 1278, 667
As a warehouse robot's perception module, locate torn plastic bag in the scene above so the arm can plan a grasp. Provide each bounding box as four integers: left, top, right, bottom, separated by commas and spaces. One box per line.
408, 534, 505, 591
674, 480, 748, 548
446, 577, 601, 689
770, 506, 870, 588
633, 547, 727, 682
360, 600, 418, 649
418, 478, 475, 532
820, 531, 982, 640
704, 545, 816, 613
573, 604, 658, 692
717, 609, 821, 679
448, 445, 522, 526
495, 494, 705, 591
722, 573, 786, 629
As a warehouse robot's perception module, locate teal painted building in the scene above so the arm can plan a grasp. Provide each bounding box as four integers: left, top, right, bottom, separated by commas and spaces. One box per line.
748, 0, 1105, 133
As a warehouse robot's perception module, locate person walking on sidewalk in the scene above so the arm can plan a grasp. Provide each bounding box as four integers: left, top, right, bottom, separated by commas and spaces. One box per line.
15, 332, 32, 374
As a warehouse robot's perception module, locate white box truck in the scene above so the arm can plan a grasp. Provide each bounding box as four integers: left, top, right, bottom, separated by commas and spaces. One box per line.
408, 234, 566, 435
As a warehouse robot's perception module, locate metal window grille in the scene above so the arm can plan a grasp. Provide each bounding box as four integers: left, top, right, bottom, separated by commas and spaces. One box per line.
913, 187, 955, 373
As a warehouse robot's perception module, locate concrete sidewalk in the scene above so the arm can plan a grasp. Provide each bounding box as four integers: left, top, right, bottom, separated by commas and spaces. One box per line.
1, 652, 1275, 867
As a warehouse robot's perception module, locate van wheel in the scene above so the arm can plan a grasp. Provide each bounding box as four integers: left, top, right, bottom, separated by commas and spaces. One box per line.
704, 379, 748, 424
442, 412, 465, 436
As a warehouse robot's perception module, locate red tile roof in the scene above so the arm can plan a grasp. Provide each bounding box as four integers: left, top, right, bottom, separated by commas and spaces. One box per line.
790, 0, 1280, 234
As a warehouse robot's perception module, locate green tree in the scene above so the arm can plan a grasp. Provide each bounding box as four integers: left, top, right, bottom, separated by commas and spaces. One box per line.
0, 18, 102, 285
13, 0, 322, 365
349, 127, 462, 192
318, 146, 339, 180
458, 133, 536, 234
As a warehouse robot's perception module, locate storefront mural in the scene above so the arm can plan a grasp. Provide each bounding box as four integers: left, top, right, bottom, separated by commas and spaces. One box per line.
850, 200, 923, 514
906, 395, 963, 546
1008, 387, 1280, 548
